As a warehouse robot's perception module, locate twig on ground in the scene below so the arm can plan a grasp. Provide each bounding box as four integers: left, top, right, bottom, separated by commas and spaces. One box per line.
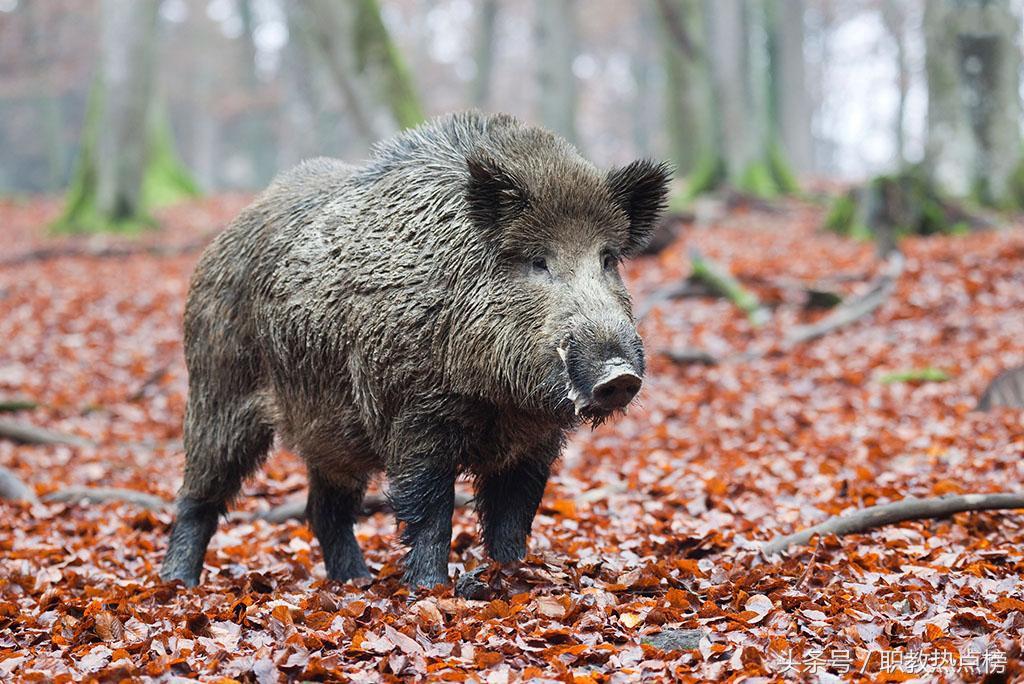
784, 250, 904, 346
795, 537, 821, 589
0, 466, 37, 502
0, 419, 93, 447
762, 492, 1024, 556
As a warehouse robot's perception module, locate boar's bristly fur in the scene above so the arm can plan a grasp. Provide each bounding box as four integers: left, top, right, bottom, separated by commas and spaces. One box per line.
160, 111, 672, 589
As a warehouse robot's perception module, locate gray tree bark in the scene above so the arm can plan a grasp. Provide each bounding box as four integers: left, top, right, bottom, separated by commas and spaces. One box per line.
96, 0, 160, 221
295, 0, 424, 139
881, 0, 909, 168
656, 0, 715, 176
534, 0, 578, 145
924, 0, 1022, 206
771, 0, 812, 174
705, 0, 774, 192
472, 0, 499, 108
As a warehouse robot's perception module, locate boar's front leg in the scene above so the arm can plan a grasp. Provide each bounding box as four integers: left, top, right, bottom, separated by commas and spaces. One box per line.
475, 441, 558, 564
306, 468, 371, 582
386, 427, 460, 588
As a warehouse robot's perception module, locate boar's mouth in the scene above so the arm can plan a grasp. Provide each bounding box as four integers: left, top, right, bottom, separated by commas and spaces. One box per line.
556, 342, 641, 425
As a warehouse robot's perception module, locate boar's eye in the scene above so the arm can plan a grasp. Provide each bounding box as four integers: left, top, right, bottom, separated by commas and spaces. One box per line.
602, 251, 619, 271
530, 256, 550, 274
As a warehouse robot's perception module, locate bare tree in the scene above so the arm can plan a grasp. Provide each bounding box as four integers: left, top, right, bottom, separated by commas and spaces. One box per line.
881, 0, 910, 168
471, 0, 500, 109
700, 0, 795, 196
769, 0, 813, 175
294, 0, 425, 143
656, 0, 715, 178
924, 0, 1023, 206
534, 0, 578, 145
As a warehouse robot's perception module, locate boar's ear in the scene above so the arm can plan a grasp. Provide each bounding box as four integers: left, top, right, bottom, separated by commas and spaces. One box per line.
465, 151, 529, 233
606, 160, 673, 257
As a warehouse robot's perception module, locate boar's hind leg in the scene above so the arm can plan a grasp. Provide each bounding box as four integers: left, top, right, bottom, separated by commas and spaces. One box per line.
475, 447, 558, 564
160, 393, 273, 587
307, 469, 371, 581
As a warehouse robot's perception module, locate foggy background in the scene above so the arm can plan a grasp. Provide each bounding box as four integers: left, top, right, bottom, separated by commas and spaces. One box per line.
0, 0, 972, 196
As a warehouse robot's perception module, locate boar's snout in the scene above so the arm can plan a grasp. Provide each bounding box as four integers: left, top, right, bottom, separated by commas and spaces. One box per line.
559, 321, 645, 417
592, 361, 642, 410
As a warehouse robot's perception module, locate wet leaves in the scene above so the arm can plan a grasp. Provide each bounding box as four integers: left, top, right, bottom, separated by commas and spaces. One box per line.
1, 196, 1023, 679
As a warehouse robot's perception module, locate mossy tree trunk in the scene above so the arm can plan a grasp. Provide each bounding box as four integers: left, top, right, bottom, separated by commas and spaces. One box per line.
54, 0, 197, 234
694, 0, 797, 197
924, 0, 1023, 208
298, 0, 425, 140
768, 0, 812, 177
655, 0, 718, 186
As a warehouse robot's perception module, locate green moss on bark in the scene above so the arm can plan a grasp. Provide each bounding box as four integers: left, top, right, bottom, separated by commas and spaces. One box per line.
52, 84, 198, 235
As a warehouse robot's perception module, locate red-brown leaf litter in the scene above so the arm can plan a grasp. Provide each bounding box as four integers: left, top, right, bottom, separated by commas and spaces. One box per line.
1, 196, 1023, 681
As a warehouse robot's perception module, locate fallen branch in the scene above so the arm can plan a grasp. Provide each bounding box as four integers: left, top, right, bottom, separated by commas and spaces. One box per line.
762, 492, 1024, 556
255, 490, 475, 523
43, 486, 170, 510
661, 348, 720, 366
0, 466, 37, 502
29, 485, 476, 520
689, 248, 770, 326
784, 250, 904, 346
0, 232, 217, 268
0, 419, 93, 447
128, 364, 171, 402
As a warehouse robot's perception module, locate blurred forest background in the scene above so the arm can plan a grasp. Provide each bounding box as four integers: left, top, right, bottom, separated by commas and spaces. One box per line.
3, 0, 1024, 232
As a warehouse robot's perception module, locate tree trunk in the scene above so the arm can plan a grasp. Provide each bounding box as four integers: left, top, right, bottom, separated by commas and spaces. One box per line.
703, 0, 795, 196
534, 0, 578, 145
471, 0, 499, 109
924, 0, 1023, 207
54, 0, 197, 233
770, 0, 812, 175
882, 0, 909, 168
297, 0, 425, 139
96, 0, 159, 222
656, 0, 716, 180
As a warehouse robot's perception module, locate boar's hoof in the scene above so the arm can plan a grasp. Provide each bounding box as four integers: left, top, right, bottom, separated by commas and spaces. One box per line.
403, 571, 450, 590
159, 567, 201, 588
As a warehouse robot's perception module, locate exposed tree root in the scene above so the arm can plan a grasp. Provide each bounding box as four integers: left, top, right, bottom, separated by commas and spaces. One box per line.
689, 248, 770, 326
2, 480, 476, 522
0, 232, 216, 268
0, 419, 93, 447
762, 492, 1024, 556
0, 466, 37, 502
784, 250, 905, 346
255, 490, 475, 523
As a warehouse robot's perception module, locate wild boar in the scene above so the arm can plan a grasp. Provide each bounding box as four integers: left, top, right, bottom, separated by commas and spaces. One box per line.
160, 111, 671, 588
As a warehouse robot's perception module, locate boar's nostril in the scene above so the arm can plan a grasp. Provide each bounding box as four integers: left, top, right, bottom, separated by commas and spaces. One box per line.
592, 367, 642, 410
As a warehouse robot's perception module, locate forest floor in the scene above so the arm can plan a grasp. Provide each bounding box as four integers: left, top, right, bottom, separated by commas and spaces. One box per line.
1, 194, 1023, 682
